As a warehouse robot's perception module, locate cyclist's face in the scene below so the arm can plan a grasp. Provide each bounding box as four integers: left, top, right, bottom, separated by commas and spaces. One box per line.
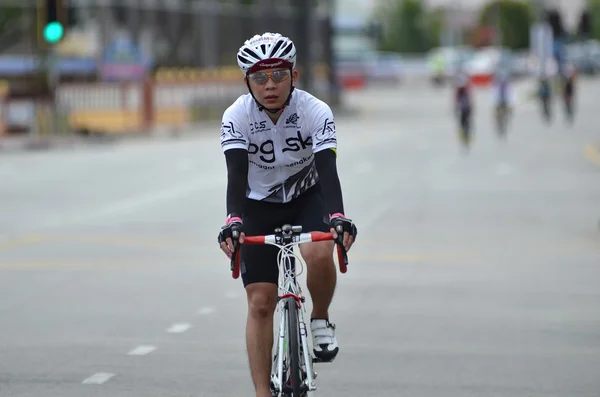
246, 68, 298, 109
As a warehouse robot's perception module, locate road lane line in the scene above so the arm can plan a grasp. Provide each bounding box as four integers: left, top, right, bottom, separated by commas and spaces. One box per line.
128, 345, 157, 356
166, 323, 192, 333
198, 306, 216, 315
82, 373, 115, 384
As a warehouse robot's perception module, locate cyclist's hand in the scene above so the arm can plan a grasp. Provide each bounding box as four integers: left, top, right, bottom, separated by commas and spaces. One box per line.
218, 217, 245, 259
329, 213, 357, 252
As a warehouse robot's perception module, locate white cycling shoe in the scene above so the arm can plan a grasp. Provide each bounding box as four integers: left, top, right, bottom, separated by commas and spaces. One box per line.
310, 319, 339, 363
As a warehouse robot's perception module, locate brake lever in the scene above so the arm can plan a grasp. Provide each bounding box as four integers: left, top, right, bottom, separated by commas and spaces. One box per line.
335, 224, 349, 266
229, 230, 240, 272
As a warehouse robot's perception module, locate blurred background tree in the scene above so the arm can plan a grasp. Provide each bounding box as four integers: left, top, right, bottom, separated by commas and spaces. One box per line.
478, 0, 534, 49
586, 0, 600, 41
375, 0, 441, 53
0, 5, 24, 53
546, 7, 566, 40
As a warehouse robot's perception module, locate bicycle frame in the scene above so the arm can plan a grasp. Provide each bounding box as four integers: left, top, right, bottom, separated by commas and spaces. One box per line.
230, 225, 348, 396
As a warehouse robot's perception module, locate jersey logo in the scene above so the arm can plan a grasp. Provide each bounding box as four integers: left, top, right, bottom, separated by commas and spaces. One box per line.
249, 121, 268, 133
248, 131, 313, 164
314, 118, 336, 147
266, 160, 317, 202
248, 140, 276, 163
221, 121, 244, 139
221, 121, 246, 147
285, 113, 299, 125
283, 131, 312, 152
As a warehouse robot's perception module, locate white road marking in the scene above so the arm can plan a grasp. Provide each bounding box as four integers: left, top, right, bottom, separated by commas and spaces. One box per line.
14, 178, 223, 234
495, 163, 514, 176
198, 306, 216, 315
82, 372, 115, 384
127, 345, 157, 355
166, 322, 192, 333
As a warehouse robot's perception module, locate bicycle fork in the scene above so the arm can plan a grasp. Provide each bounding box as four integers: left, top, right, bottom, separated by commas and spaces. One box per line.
273, 307, 286, 396
272, 303, 318, 396
299, 314, 317, 392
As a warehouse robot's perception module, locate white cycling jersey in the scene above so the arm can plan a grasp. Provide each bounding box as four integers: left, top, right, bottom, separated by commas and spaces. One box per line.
491, 80, 516, 106
220, 89, 337, 203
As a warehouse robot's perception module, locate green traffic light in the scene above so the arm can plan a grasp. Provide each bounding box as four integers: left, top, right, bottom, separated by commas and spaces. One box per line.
43, 21, 64, 43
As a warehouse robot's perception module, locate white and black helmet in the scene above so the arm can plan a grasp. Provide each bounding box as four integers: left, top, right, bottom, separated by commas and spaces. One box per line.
237, 32, 297, 75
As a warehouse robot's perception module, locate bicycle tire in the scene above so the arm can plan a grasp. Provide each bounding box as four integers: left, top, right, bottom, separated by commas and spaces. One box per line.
497, 108, 507, 136
285, 297, 303, 397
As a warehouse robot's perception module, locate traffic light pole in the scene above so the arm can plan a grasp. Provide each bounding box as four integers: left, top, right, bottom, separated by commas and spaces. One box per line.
295, 0, 313, 94
47, 49, 59, 136
34, 47, 60, 139
324, 0, 340, 108
36, 0, 65, 138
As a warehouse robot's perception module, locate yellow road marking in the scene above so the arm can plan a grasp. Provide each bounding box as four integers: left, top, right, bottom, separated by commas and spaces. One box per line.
584, 144, 600, 166
0, 234, 53, 251
343, 252, 474, 264
65, 235, 197, 249
0, 258, 164, 269
0, 233, 199, 252
0, 252, 471, 270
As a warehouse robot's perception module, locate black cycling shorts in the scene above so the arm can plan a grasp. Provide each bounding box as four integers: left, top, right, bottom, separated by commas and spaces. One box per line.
240, 184, 330, 287
564, 81, 574, 97
460, 107, 471, 130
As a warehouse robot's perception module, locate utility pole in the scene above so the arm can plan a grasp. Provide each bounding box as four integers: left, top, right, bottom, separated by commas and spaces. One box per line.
323, 0, 340, 107
37, 0, 67, 137
294, 0, 313, 93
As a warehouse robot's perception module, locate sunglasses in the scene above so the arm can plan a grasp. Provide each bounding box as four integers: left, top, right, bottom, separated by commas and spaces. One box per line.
248, 69, 291, 85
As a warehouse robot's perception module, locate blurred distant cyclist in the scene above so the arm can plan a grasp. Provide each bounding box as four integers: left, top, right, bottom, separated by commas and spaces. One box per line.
492, 69, 515, 137
561, 63, 577, 124
453, 70, 473, 150
537, 71, 552, 124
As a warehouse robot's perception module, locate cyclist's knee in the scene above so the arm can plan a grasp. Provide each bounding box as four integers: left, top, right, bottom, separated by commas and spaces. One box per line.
300, 241, 334, 267
246, 283, 277, 319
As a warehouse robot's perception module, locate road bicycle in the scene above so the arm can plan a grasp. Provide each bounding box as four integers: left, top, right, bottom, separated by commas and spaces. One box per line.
230, 224, 349, 397
495, 102, 511, 138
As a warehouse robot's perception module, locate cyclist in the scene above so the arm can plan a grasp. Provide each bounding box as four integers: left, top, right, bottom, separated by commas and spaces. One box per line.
491, 69, 515, 135
537, 73, 552, 123
561, 63, 577, 123
217, 32, 358, 397
453, 69, 473, 149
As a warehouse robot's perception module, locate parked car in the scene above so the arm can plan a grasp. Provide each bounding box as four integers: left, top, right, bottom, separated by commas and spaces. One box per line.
566, 40, 600, 75
425, 45, 474, 84
336, 50, 403, 84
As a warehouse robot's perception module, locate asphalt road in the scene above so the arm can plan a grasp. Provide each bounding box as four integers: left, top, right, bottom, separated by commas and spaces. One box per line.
1, 77, 599, 397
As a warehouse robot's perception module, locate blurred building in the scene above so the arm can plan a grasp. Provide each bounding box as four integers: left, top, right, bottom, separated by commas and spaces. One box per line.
0, 1, 342, 138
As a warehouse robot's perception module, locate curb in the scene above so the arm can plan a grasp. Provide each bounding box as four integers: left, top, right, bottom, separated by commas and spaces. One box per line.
0, 102, 362, 154
0, 134, 124, 154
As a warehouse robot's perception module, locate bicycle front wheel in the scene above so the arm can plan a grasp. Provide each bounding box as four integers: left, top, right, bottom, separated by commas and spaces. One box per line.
285, 297, 304, 397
